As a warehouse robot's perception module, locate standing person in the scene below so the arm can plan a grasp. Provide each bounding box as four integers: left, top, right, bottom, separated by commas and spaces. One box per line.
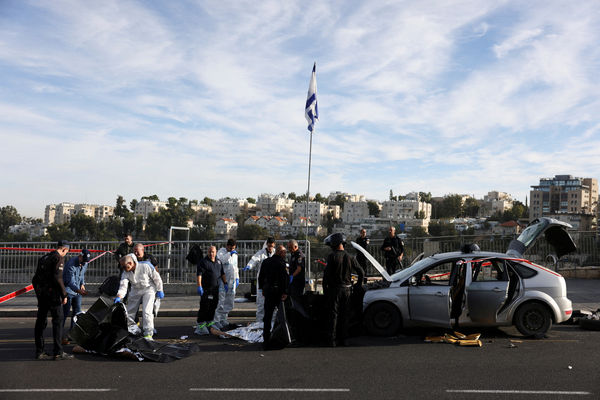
61, 248, 91, 344
287, 239, 306, 300
115, 254, 164, 340
195, 246, 227, 335
243, 238, 276, 323
213, 239, 239, 329
32, 240, 73, 360
133, 243, 159, 271
114, 233, 134, 271
258, 244, 289, 349
323, 233, 364, 347
381, 226, 404, 275
355, 228, 370, 273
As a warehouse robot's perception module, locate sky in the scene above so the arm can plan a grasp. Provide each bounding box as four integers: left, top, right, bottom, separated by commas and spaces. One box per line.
1, 0, 600, 218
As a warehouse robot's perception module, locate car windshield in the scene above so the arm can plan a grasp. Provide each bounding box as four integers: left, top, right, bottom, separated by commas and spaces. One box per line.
390, 257, 432, 282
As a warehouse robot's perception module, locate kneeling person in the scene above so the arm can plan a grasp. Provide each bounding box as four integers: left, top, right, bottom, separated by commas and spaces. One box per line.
115, 254, 164, 340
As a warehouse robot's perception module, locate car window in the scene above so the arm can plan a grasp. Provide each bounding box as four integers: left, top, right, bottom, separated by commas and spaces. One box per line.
416, 259, 458, 286
508, 261, 538, 279
472, 259, 508, 281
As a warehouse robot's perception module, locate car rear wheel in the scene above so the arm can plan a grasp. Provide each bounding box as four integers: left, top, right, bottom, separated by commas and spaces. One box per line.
514, 302, 552, 339
364, 302, 401, 336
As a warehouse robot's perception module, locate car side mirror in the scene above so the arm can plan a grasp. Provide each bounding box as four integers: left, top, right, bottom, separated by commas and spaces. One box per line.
408, 276, 417, 286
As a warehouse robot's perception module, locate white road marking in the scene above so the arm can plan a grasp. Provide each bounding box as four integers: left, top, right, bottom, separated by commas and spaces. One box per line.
0, 389, 115, 392
446, 390, 591, 395
190, 388, 350, 392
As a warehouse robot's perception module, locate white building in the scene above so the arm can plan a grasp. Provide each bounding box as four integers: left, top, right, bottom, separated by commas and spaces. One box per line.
327, 192, 365, 202
191, 203, 212, 220
381, 200, 432, 222
293, 202, 327, 225
55, 202, 75, 224
342, 201, 370, 223
44, 202, 114, 224
9, 223, 47, 239
213, 198, 248, 219
135, 199, 167, 219
215, 218, 238, 237
256, 194, 294, 216
483, 191, 514, 215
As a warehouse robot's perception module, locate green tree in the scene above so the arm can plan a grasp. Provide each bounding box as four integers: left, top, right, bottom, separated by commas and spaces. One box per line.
246, 197, 256, 204
314, 193, 326, 203
389, 189, 396, 201
419, 192, 432, 203
434, 194, 463, 218
428, 221, 457, 237
114, 195, 130, 218
331, 194, 345, 210
408, 226, 428, 238
237, 224, 269, 240
463, 197, 480, 217
288, 192, 297, 200
414, 210, 426, 219
130, 199, 139, 212
202, 197, 214, 206
0, 205, 21, 239
367, 200, 380, 217
46, 223, 74, 242
69, 213, 97, 240
141, 195, 160, 201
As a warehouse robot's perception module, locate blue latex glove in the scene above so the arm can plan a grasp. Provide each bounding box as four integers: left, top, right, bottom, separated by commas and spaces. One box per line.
230, 250, 237, 255
242, 265, 250, 272
114, 297, 121, 304
289, 275, 294, 284
235, 278, 239, 289
156, 291, 164, 299
223, 283, 229, 293
197, 286, 204, 296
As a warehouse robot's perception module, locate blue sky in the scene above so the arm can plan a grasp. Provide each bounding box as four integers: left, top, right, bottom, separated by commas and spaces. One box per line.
1, 0, 599, 218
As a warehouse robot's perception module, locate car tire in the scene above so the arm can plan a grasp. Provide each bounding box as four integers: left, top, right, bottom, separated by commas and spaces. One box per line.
514, 302, 552, 339
364, 302, 401, 337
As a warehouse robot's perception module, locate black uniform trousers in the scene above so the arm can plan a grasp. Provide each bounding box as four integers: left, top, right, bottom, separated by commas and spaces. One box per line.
197, 288, 219, 323
263, 293, 282, 344
327, 285, 352, 345
34, 295, 64, 356
385, 257, 401, 275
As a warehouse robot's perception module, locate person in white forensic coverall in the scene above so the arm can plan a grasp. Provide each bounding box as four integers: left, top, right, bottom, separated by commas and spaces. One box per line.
213, 238, 239, 329
115, 254, 164, 340
242, 237, 276, 323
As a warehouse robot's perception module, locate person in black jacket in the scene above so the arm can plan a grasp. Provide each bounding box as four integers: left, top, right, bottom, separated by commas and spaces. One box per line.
32, 240, 73, 360
381, 226, 404, 275
258, 244, 289, 348
114, 233, 134, 271
134, 243, 159, 271
323, 233, 364, 347
287, 239, 305, 299
355, 228, 370, 272
195, 246, 227, 335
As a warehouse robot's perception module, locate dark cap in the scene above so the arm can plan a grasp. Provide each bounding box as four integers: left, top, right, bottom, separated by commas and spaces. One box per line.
80, 248, 91, 262
57, 240, 70, 248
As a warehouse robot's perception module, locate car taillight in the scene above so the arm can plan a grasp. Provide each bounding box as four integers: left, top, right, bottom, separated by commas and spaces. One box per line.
565, 310, 572, 316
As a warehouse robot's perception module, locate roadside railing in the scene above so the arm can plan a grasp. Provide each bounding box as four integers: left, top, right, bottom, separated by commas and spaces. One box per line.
1, 232, 598, 285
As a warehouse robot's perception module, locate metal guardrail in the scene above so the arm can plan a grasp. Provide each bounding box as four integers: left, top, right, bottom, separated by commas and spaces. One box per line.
1, 232, 598, 284
0, 240, 310, 285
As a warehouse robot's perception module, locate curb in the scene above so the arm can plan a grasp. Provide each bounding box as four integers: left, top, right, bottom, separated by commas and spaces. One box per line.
0, 309, 256, 318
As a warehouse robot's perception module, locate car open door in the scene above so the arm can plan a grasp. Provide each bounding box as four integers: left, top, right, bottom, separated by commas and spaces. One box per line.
408, 259, 463, 327
506, 217, 576, 259
466, 259, 509, 324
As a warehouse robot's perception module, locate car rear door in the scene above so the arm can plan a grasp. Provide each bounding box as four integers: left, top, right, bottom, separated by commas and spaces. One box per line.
466, 258, 509, 324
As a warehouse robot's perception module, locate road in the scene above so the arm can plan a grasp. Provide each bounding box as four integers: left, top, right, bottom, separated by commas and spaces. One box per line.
0, 317, 599, 399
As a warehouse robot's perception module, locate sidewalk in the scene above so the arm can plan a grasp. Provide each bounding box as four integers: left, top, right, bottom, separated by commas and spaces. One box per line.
1, 279, 598, 318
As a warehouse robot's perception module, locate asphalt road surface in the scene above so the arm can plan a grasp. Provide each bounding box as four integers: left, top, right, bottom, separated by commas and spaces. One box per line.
0, 317, 599, 400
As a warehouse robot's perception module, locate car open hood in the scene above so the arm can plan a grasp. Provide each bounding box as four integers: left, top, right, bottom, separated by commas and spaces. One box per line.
350, 241, 392, 282
506, 217, 577, 258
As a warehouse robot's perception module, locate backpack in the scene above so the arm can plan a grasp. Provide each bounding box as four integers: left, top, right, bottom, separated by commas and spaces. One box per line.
32, 252, 58, 297
186, 244, 204, 265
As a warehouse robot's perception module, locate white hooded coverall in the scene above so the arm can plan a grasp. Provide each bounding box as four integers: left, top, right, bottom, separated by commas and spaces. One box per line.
213, 248, 238, 329
245, 243, 274, 322
117, 259, 163, 337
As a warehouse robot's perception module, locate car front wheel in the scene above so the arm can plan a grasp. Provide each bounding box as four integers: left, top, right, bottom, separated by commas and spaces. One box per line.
514, 302, 552, 339
364, 302, 401, 337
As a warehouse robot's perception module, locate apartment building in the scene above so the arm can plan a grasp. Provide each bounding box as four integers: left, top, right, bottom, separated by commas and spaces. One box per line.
342, 201, 370, 223
256, 194, 294, 216
529, 175, 598, 223
134, 199, 168, 219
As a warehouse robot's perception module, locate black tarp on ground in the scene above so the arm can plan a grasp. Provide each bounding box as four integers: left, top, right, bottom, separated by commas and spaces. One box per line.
70, 296, 199, 362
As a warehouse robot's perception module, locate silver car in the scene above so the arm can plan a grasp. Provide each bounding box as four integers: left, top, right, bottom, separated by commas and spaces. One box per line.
356, 217, 575, 338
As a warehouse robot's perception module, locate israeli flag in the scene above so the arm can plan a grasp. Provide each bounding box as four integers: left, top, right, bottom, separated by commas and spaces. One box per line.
305, 62, 318, 133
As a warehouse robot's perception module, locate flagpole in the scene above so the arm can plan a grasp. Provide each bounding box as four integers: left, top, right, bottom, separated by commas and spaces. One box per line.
305, 129, 313, 239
